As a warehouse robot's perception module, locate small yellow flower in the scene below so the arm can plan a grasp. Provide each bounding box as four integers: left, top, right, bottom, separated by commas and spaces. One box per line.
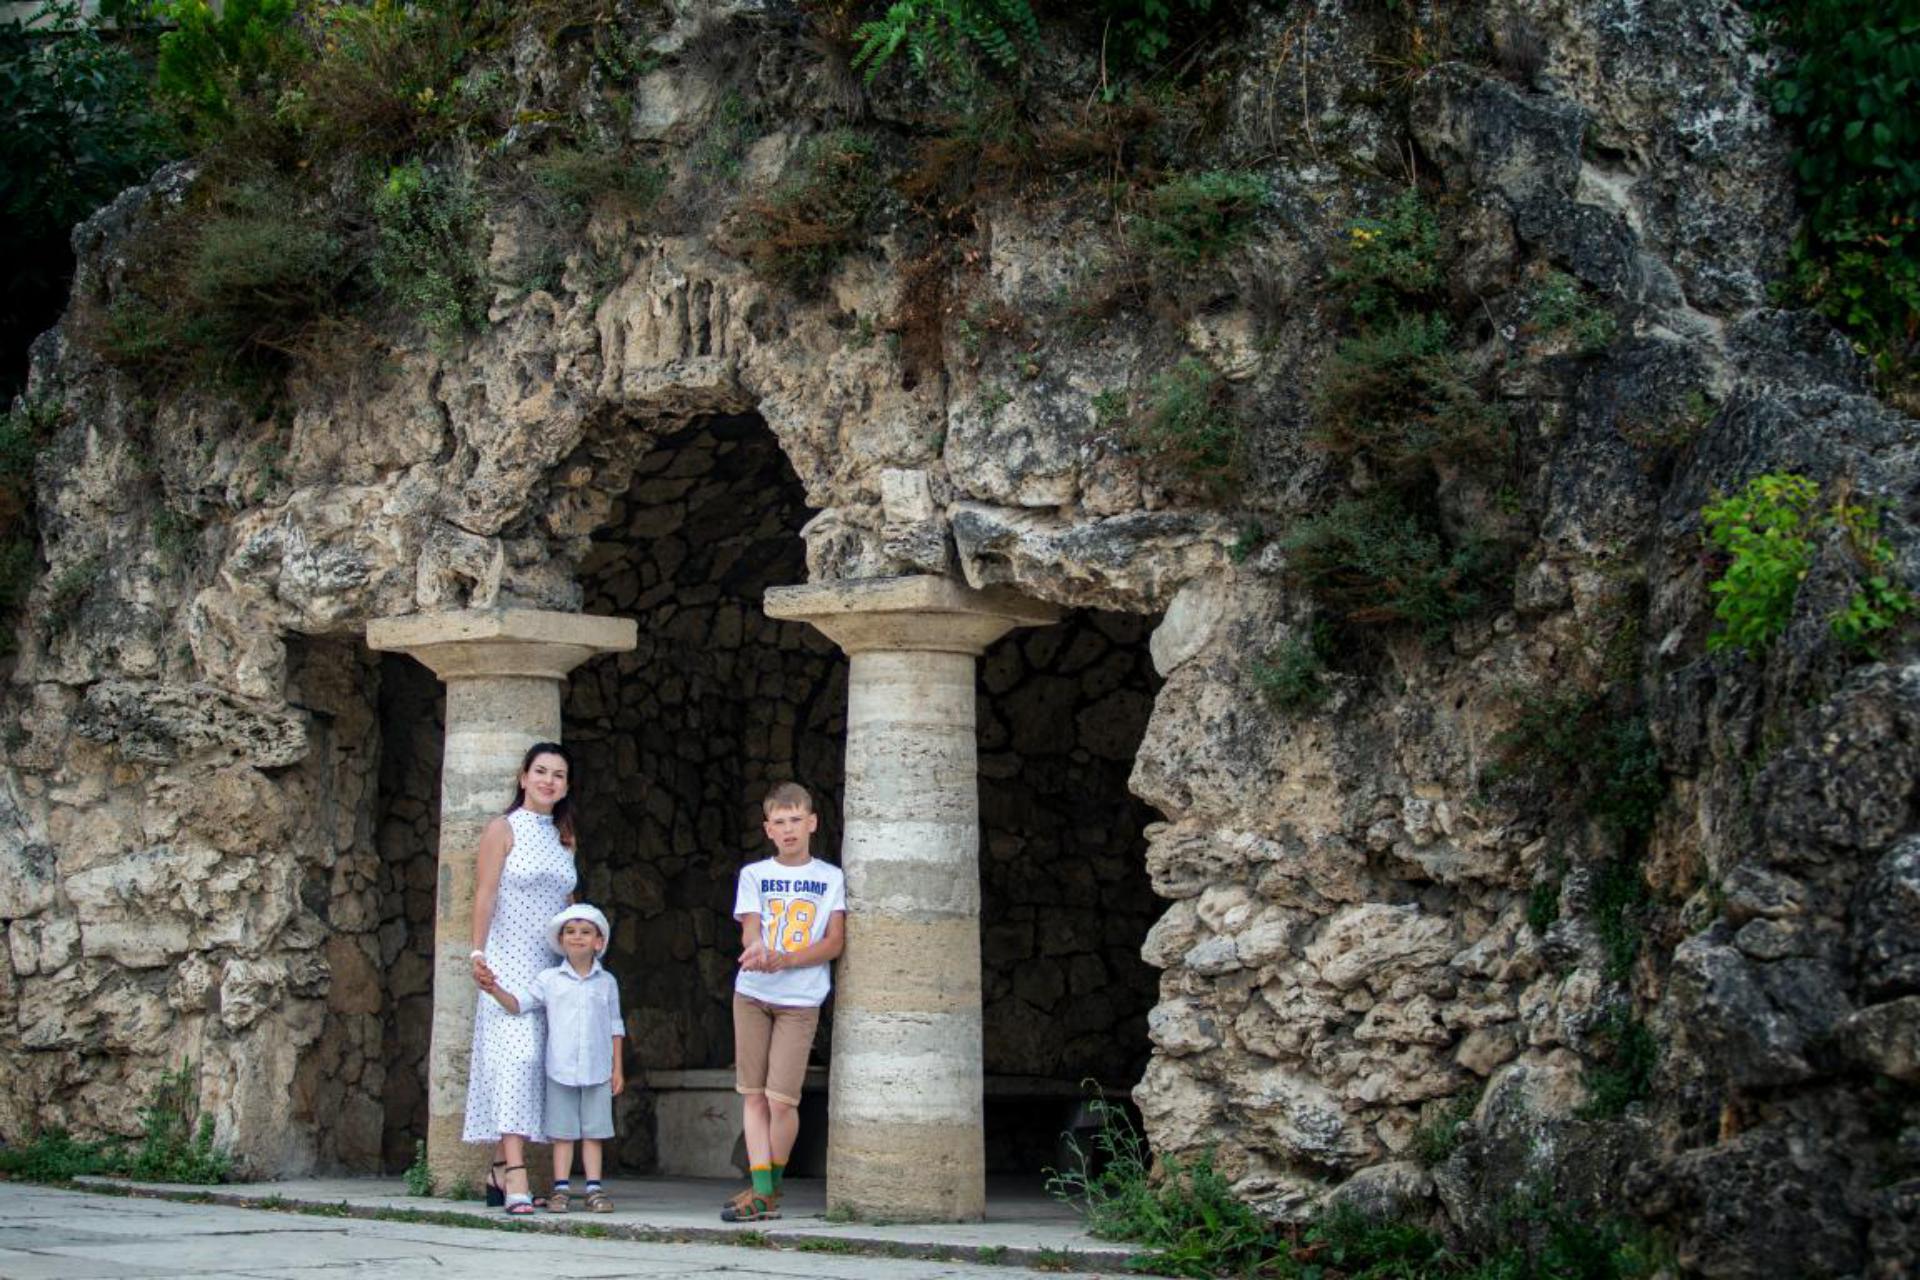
1349, 227, 1377, 245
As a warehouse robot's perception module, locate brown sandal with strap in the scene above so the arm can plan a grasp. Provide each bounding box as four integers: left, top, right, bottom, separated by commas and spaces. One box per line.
584, 1189, 614, 1213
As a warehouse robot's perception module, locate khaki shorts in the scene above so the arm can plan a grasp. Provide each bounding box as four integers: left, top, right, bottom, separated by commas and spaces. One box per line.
732, 994, 821, 1106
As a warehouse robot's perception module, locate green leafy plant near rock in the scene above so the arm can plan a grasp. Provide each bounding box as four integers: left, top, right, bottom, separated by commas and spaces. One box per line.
402, 1139, 434, 1196
1119, 358, 1244, 496
1251, 621, 1335, 712
1128, 169, 1269, 268
1311, 311, 1507, 483
372, 161, 489, 342
739, 129, 887, 294
1047, 1095, 1659, 1278
1579, 1006, 1659, 1119
1282, 493, 1503, 638
1701, 471, 1914, 654
1521, 267, 1616, 356
1751, 0, 1920, 388
0, 1063, 231, 1184
1330, 189, 1443, 321
0, 400, 58, 647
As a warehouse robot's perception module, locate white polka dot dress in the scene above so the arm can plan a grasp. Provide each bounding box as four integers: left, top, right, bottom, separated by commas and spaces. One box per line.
463, 807, 577, 1145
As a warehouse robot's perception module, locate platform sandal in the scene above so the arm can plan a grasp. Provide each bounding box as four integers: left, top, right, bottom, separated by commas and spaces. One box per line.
485, 1161, 507, 1208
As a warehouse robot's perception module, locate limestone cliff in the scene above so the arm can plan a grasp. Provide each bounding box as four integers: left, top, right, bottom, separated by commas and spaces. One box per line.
2, 0, 1916, 1273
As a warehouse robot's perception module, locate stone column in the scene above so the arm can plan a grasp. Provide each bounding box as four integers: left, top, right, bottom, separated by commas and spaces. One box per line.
765, 576, 1059, 1222
368, 608, 636, 1188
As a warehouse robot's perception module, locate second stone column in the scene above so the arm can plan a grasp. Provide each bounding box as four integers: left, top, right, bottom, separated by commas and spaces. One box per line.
766, 576, 1058, 1222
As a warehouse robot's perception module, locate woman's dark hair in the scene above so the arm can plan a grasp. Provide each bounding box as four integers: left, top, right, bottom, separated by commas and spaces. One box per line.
508, 741, 577, 848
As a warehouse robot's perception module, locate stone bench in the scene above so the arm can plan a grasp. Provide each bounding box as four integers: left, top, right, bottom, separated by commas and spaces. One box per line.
640, 1069, 1128, 1179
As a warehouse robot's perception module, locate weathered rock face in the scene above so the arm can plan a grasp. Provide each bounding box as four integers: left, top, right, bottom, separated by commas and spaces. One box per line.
2, 0, 1915, 1271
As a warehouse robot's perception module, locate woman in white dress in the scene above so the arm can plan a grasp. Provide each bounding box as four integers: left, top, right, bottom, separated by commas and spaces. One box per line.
465, 742, 580, 1213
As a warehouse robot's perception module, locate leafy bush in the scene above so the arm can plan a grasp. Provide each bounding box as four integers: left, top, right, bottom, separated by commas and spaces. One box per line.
851, 0, 1041, 84
1828, 492, 1916, 652
740, 130, 885, 294
1090, 0, 1227, 69
530, 145, 667, 218
0, 401, 54, 637
1580, 1006, 1658, 1119
0, 1, 175, 397
1410, 1092, 1476, 1168
0, 1063, 230, 1184
1251, 622, 1333, 712
100, 177, 353, 387
147, 0, 306, 135
1592, 857, 1649, 982
1129, 170, 1268, 267
1281, 493, 1501, 637
1752, 0, 1920, 381
1702, 471, 1915, 654
1523, 267, 1616, 356
1047, 1098, 1280, 1277
1312, 311, 1506, 483
280, 0, 486, 163
1492, 692, 1665, 841
372, 161, 488, 341
403, 1139, 434, 1196
1331, 189, 1443, 320
1122, 358, 1242, 496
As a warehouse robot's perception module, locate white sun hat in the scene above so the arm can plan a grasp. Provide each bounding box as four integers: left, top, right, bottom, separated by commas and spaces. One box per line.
546, 903, 612, 955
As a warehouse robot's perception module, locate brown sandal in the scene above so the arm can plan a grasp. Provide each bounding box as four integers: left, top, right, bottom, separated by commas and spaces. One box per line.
584, 1190, 614, 1213
720, 1191, 779, 1222
546, 1188, 570, 1213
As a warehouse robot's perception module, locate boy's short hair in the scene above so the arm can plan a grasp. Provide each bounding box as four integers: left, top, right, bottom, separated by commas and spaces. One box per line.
762, 782, 812, 815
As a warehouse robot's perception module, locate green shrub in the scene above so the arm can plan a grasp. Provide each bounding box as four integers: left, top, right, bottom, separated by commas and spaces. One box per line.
530, 145, 666, 217
1753, 0, 1920, 381
402, 1139, 433, 1196
1410, 1092, 1476, 1167
1312, 311, 1505, 483
740, 130, 885, 294
1331, 189, 1443, 320
1527, 874, 1562, 934
280, 0, 484, 162
1523, 267, 1616, 356
147, 0, 306, 135
1702, 472, 1914, 655
1251, 622, 1333, 711
1047, 1099, 1280, 1277
1129, 170, 1268, 267
1580, 1006, 1658, 1119
1090, 0, 1227, 70
1122, 358, 1242, 496
372, 161, 488, 342
0, 2, 175, 398
0, 1062, 230, 1184
1701, 472, 1821, 652
851, 0, 1040, 84
98, 176, 354, 388
1492, 692, 1665, 841
1281, 493, 1502, 636
1591, 857, 1649, 982
1828, 493, 1916, 652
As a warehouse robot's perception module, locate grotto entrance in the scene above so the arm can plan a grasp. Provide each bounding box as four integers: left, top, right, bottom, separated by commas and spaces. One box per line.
561, 415, 1163, 1203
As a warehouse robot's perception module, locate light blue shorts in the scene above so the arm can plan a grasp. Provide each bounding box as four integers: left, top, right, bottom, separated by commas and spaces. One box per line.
544, 1078, 614, 1140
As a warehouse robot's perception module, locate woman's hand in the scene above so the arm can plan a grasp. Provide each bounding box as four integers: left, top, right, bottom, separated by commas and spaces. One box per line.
471, 952, 497, 988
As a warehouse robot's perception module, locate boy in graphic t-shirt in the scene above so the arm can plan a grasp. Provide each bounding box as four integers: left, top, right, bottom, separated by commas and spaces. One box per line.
720, 781, 846, 1223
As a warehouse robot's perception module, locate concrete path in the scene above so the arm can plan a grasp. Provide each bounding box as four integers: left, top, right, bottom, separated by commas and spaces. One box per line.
0, 1179, 1142, 1279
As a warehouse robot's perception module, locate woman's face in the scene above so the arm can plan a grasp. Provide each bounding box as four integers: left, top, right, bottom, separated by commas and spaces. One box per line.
520, 753, 570, 811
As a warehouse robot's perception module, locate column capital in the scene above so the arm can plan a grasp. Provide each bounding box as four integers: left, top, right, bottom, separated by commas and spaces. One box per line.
765, 575, 1062, 656
367, 608, 637, 680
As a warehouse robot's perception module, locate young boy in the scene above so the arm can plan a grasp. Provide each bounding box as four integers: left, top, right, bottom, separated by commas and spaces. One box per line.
478, 903, 625, 1214
722, 782, 845, 1223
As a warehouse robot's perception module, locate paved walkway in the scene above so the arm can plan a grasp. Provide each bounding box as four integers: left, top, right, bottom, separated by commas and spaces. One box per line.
0, 1179, 1141, 1278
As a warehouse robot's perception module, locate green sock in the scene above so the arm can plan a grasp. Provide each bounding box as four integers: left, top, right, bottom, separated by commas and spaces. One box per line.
771, 1162, 785, 1190
750, 1164, 774, 1196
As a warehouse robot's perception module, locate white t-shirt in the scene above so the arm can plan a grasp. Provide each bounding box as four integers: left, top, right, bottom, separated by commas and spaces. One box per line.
733, 856, 846, 1008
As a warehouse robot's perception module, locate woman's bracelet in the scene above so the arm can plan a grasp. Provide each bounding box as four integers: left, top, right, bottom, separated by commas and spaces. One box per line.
469, 950, 486, 961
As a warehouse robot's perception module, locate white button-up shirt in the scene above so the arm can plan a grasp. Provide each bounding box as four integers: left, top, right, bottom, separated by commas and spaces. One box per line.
511, 959, 624, 1087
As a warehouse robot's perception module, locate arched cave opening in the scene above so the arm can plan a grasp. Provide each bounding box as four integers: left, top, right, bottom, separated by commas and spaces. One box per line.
363, 411, 1164, 1183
